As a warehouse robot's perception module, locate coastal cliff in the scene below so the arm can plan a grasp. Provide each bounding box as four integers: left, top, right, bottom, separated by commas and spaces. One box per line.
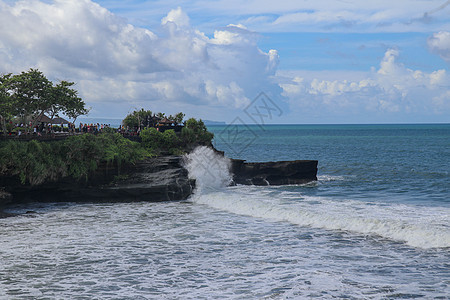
231, 159, 318, 185
0, 156, 195, 206
0, 148, 318, 216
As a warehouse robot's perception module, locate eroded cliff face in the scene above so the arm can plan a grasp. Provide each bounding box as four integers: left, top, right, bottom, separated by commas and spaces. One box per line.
231, 159, 318, 186
0, 156, 195, 205
0, 148, 318, 215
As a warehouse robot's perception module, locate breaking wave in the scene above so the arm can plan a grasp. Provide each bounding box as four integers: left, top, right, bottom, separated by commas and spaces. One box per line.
184, 147, 450, 249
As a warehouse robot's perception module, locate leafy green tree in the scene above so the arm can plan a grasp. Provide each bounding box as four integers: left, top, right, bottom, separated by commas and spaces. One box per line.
0, 73, 15, 135
161, 129, 179, 150
8, 69, 53, 122
140, 127, 162, 151
49, 80, 89, 123
140, 128, 180, 154
173, 112, 185, 125
0, 69, 88, 127
184, 118, 214, 144
122, 109, 153, 129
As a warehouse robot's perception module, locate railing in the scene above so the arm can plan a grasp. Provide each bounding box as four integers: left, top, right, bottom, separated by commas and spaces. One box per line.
0, 132, 81, 142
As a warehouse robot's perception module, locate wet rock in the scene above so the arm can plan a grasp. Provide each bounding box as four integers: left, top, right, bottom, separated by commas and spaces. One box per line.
231, 159, 318, 185
2, 156, 195, 203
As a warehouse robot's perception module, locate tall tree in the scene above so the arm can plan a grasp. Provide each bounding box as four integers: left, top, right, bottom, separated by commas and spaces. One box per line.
3, 69, 88, 127
0, 73, 14, 135
8, 69, 52, 122
173, 112, 185, 125
122, 109, 153, 129
50, 80, 89, 123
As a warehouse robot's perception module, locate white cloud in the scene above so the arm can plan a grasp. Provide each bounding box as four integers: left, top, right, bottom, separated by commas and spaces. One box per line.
0, 0, 448, 123
0, 0, 280, 119
161, 6, 190, 28
189, 0, 450, 33
428, 31, 450, 62
280, 49, 450, 122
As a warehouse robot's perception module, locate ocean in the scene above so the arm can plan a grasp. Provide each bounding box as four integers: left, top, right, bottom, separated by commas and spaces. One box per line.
1, 124, 449, 299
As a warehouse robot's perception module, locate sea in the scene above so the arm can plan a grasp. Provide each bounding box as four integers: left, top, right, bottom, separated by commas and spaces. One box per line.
0, 124, 449, 299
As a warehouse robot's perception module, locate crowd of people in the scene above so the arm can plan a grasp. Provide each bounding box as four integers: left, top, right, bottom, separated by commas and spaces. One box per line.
2, 120, 179, 138
1, 121, 114, 137
79, 123, 113, 134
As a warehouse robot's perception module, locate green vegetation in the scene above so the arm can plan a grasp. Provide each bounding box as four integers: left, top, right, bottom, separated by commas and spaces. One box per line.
0, 115, 214, 185
0, 69, 88, 135
0, 133, 150, 185
122, 109, 185, 129
182, 118, 214, 144
0, 69, 215, 186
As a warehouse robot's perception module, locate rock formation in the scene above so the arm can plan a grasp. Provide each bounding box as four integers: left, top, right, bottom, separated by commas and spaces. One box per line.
231, 159, 318, 185
0, 156, 195, 205
0, 149, 318, 218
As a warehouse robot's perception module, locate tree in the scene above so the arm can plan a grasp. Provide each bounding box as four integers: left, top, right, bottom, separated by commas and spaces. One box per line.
184, 118, 214, 144
173, 112, 185, 125
53, 81, 89, 123
8, 69, 52, 122
1, 69, 88, 127
0, 73, 15, 135
122, 109, 153, 129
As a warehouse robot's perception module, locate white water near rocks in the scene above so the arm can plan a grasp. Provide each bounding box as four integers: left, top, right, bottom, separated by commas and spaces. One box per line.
185, 146, 450, 249
1, 126, 449, 299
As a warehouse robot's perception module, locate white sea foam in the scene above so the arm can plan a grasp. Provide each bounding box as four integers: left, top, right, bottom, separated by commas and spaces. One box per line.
183, 146, 233, 192
317, 174, 349, 182
185, 148, 450, 249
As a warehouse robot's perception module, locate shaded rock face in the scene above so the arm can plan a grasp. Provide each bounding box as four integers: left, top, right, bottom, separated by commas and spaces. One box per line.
2, 156, 195, 204
231, 159, 318, 186
0, 190, 12, 208
108, 156, 195, 202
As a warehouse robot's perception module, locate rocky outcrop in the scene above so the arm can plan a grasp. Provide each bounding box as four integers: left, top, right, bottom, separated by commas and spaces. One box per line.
0, 149, 318, 218
1, 156, 195, 204
231, 159, 318, 185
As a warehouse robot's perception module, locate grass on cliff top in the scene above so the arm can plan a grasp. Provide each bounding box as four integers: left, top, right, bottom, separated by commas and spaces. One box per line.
0, 120, 214, 186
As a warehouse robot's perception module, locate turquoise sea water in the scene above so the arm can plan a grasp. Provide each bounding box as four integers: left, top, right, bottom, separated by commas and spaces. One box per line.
210, 124, 450, 206
0, 124, 449, 299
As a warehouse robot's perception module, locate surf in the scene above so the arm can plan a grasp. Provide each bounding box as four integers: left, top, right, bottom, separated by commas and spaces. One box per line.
184, 146, 450, 249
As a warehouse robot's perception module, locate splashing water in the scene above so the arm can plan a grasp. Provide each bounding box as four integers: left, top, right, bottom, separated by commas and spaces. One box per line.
183, 146, 233, 192
183, 147, 450, 249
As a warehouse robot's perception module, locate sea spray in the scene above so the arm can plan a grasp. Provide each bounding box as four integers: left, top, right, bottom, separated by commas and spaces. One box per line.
192, 186, 450, 249
183, 148, 450, 249
183, 146, 233, 192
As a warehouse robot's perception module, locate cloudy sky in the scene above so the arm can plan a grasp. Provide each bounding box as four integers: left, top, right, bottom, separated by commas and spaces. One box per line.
0, 0, 449, 123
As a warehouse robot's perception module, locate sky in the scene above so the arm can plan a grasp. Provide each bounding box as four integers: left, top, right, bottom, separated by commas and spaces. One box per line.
0, 0, 449, 124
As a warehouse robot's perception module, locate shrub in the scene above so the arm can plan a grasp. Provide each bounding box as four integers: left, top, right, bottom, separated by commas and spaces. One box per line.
140, 128, 180, 154
0, 132, 150, 185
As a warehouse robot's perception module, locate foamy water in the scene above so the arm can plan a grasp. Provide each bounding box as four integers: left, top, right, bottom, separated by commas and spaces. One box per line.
186, 146, 450, 249
1, 125, 449, 299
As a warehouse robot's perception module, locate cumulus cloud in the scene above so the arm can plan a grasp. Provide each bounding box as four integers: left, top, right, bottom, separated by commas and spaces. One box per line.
428, 31, 450, 62
280, 49, 449, 122
0, 0, 280, 119
0, 0, 448, 123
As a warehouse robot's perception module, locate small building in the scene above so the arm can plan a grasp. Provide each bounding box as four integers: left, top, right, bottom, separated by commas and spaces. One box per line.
33, 114, 52, 124
52, 117, 70, 125
158, 117, 174, 126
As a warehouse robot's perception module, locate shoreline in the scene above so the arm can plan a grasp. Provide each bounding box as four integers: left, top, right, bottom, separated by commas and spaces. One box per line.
0, 150, 318, 218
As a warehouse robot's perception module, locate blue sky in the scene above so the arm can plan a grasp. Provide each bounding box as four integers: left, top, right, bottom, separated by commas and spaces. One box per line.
0, 0, 449, 123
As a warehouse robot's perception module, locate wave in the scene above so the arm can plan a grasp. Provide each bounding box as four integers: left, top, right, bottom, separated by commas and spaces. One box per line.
184, 147, 450, 249
317, 174, 350, 182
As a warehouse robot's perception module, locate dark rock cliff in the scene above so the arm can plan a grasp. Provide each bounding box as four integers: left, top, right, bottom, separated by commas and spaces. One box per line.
0, 156, 195, 205
231, 159, 318, 185
0, 150, 318, 217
